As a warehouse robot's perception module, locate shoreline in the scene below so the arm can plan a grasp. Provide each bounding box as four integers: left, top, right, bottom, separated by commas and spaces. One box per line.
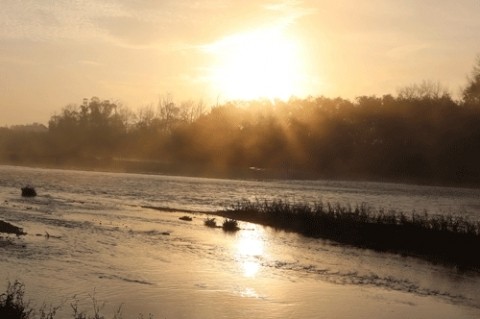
2, 162, 480, 190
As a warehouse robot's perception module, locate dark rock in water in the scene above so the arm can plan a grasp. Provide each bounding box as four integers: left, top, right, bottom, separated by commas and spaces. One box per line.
21, 186, 37, 197
0, 220, 26, 236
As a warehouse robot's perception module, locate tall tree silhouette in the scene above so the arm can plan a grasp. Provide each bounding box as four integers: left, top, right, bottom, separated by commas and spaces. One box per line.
463, 55, 480, 106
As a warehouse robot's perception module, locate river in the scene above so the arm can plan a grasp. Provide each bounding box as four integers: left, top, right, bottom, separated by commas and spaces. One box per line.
0, 165, 479, 318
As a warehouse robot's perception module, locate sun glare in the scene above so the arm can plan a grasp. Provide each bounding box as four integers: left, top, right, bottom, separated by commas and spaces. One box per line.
206, 27, 305, 101
235, 225, 265, 278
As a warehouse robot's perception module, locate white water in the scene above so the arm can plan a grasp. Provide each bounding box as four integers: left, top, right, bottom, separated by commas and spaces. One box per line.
1, 165, 480, 318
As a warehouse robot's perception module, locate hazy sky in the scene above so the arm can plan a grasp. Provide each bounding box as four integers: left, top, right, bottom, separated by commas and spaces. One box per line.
1, 0, 480, 125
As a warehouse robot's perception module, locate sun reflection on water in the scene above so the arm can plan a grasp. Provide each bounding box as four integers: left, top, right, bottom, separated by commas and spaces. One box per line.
234, 224, 265, 278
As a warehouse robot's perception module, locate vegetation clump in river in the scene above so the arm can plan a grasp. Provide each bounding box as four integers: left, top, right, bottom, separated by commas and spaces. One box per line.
222, 219, 240, 232
218, 200, 480, 268
204, 217, 217, 228
21, 186, 37, 198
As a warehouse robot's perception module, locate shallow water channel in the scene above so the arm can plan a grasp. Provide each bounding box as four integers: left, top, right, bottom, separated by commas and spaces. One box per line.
1, 165, 480, 318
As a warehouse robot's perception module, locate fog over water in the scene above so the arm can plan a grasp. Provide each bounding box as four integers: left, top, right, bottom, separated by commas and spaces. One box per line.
1, 165, 480, 318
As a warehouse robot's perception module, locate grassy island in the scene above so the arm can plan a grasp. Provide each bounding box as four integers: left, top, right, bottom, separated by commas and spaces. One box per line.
216, 200, 480, 269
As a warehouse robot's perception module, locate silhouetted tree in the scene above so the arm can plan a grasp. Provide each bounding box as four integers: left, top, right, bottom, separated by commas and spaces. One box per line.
463, 55, 480, 106
398, 80, 450, 101
4, 57, 480, 185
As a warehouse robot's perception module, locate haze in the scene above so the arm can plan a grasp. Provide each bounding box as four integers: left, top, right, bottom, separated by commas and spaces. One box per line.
1, 0, 480, 126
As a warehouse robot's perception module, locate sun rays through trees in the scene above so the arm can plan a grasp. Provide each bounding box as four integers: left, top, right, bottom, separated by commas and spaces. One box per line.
2, 59, 480, 185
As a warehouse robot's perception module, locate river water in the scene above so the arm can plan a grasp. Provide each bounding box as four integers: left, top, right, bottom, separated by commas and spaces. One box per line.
1, 165, 480, 318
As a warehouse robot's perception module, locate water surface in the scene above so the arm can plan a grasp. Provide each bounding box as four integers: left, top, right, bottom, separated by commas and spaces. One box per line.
0, 165, 479, 318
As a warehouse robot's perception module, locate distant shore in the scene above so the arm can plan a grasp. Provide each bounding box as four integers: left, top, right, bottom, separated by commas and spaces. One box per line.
2, 162, 480, 190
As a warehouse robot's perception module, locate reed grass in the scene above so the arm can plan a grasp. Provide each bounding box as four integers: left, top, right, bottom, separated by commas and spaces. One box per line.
0, 281, 151, 319
0, 280, 33, 319
218, 199, 480, 268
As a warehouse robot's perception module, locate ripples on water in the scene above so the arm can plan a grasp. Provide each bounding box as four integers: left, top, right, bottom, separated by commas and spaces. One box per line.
1, 165, 480, 319
2, 165, 480, 215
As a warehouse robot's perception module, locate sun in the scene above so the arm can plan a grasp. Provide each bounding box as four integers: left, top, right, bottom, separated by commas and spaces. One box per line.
206, 27, 306, 101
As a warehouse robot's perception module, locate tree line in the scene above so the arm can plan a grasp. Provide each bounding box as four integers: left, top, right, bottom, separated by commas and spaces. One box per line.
1, 58, 480, 186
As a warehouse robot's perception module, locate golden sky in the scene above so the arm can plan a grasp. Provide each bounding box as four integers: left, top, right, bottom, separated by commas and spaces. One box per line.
1, 0, 480, 125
